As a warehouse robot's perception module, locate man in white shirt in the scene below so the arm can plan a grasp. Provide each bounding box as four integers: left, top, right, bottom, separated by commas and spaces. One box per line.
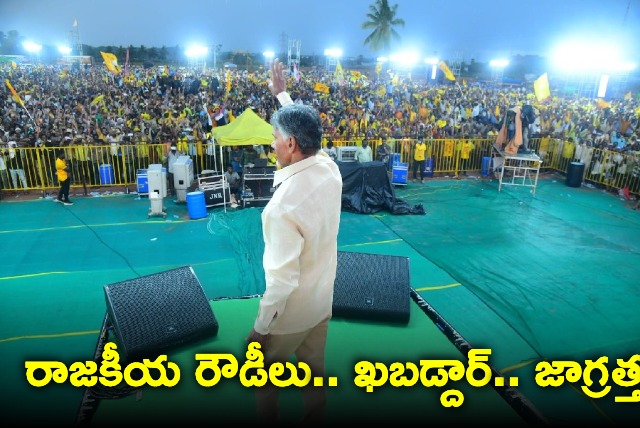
166, 145, 182, 196
322, 139, 337, 161
355, 138, 373, 162
224, 164, 241, 207
246, 58, 342, 424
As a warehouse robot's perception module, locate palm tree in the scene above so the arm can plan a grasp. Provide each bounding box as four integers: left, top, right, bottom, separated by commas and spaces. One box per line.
361, 0, 405, 54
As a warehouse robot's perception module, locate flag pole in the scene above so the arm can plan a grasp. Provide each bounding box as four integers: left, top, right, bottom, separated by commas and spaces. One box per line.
5, 79, 38, 129
455, 81, 463, 97
22, 105, 38, 130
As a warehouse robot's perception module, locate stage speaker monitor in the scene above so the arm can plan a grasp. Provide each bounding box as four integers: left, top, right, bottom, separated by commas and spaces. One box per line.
333, 251, 411, 324
103, 266, 218, 362
243, 176, 275, 199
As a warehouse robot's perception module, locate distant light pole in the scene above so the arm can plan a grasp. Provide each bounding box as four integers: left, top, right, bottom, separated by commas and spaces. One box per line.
489, 59, 509, 82
58, 45, 72, 67
212, 44, 222, 71
185, 44, 208, 73
424, 57, 439, 81
389, 51, 419, 80
324, 48, 342, 73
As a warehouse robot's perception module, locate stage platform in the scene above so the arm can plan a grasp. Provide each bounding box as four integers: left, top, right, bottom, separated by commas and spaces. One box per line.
2, 177, 640, 425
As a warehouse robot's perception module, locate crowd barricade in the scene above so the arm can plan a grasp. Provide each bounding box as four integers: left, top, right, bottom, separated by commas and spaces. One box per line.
2, 138, 639, 198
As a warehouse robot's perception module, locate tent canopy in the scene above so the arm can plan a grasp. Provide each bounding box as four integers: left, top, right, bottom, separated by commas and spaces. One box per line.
212, 108, 273, 147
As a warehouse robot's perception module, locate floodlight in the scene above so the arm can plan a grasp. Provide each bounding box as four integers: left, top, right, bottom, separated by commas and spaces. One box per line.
489, 59, 509, 68
389, 51, 419, 68
324, 48, 343, 58
23, 41, 42, 54
58, 45, 72, 55
185, 45, 208, 58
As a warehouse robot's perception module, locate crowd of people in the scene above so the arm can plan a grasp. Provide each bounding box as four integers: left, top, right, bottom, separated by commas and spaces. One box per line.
1, 60, 639, 195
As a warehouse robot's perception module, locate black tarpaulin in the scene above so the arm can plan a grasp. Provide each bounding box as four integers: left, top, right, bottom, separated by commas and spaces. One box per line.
337, 161, 425, 215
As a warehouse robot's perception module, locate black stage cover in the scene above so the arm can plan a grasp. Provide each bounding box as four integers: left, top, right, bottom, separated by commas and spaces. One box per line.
337, 161, 425, 215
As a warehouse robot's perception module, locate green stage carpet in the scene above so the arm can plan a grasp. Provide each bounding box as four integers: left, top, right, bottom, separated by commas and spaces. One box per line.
2, 176, 640, 425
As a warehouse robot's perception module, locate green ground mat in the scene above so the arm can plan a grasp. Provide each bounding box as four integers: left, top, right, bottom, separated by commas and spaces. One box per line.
2, 175, 639, 425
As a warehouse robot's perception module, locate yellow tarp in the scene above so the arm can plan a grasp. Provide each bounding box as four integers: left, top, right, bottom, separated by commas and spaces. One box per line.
212, 108, 273, 146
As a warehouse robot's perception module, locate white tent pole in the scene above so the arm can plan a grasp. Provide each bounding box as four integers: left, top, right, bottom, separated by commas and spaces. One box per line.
218, 142, 227, 213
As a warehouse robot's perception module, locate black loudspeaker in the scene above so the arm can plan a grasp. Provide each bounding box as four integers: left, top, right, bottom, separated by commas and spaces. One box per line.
244, 165, 276, 175
242, 198, 271, 208
332, 251, 411, 324
103, 266, 218, 362
243, 176, 276, 199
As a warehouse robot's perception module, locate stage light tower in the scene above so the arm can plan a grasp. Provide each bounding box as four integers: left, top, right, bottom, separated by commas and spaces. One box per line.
489, 59, 509, 82
263, 50, 274, 67
324, 48, 342, 73
23, 41, 42, 63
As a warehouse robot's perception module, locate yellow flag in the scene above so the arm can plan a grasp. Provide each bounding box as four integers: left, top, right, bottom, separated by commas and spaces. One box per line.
91, 94, 104, 105
95, 126, 105, 141
438, 61, 456, 81
313, 82, 330, 94
226, 71, 231, 93
596, 98, 610, 109
533, 73, 550, 102
5, 79, 24, 105
100, 51, 121, 74
334, 60, 345, 85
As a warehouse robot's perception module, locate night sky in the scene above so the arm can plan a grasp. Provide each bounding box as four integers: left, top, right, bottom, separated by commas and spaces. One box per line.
1, 0, 638, 63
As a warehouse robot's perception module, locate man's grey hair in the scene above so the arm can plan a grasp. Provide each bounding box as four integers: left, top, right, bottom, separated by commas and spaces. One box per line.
271, 104, 322, 155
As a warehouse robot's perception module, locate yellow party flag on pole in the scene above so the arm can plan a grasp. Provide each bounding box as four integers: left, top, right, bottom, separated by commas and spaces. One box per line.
100, 51, 121, 74
596, 98, 610, 109
334, 60, 345, 85
6, 78, 38, 128
438, 61, 456, 81
533, 73, 551, 102
313, 82, 330, 94
91, 94, 104, 105
5, 79, 24, 106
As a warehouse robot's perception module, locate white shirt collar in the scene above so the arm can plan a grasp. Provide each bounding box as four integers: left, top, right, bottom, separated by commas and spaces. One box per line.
273, 152, 324, 188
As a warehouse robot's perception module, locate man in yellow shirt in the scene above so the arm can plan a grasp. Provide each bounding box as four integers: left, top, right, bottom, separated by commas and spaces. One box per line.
54, 151, 73, 205
412, 137, 428, 183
